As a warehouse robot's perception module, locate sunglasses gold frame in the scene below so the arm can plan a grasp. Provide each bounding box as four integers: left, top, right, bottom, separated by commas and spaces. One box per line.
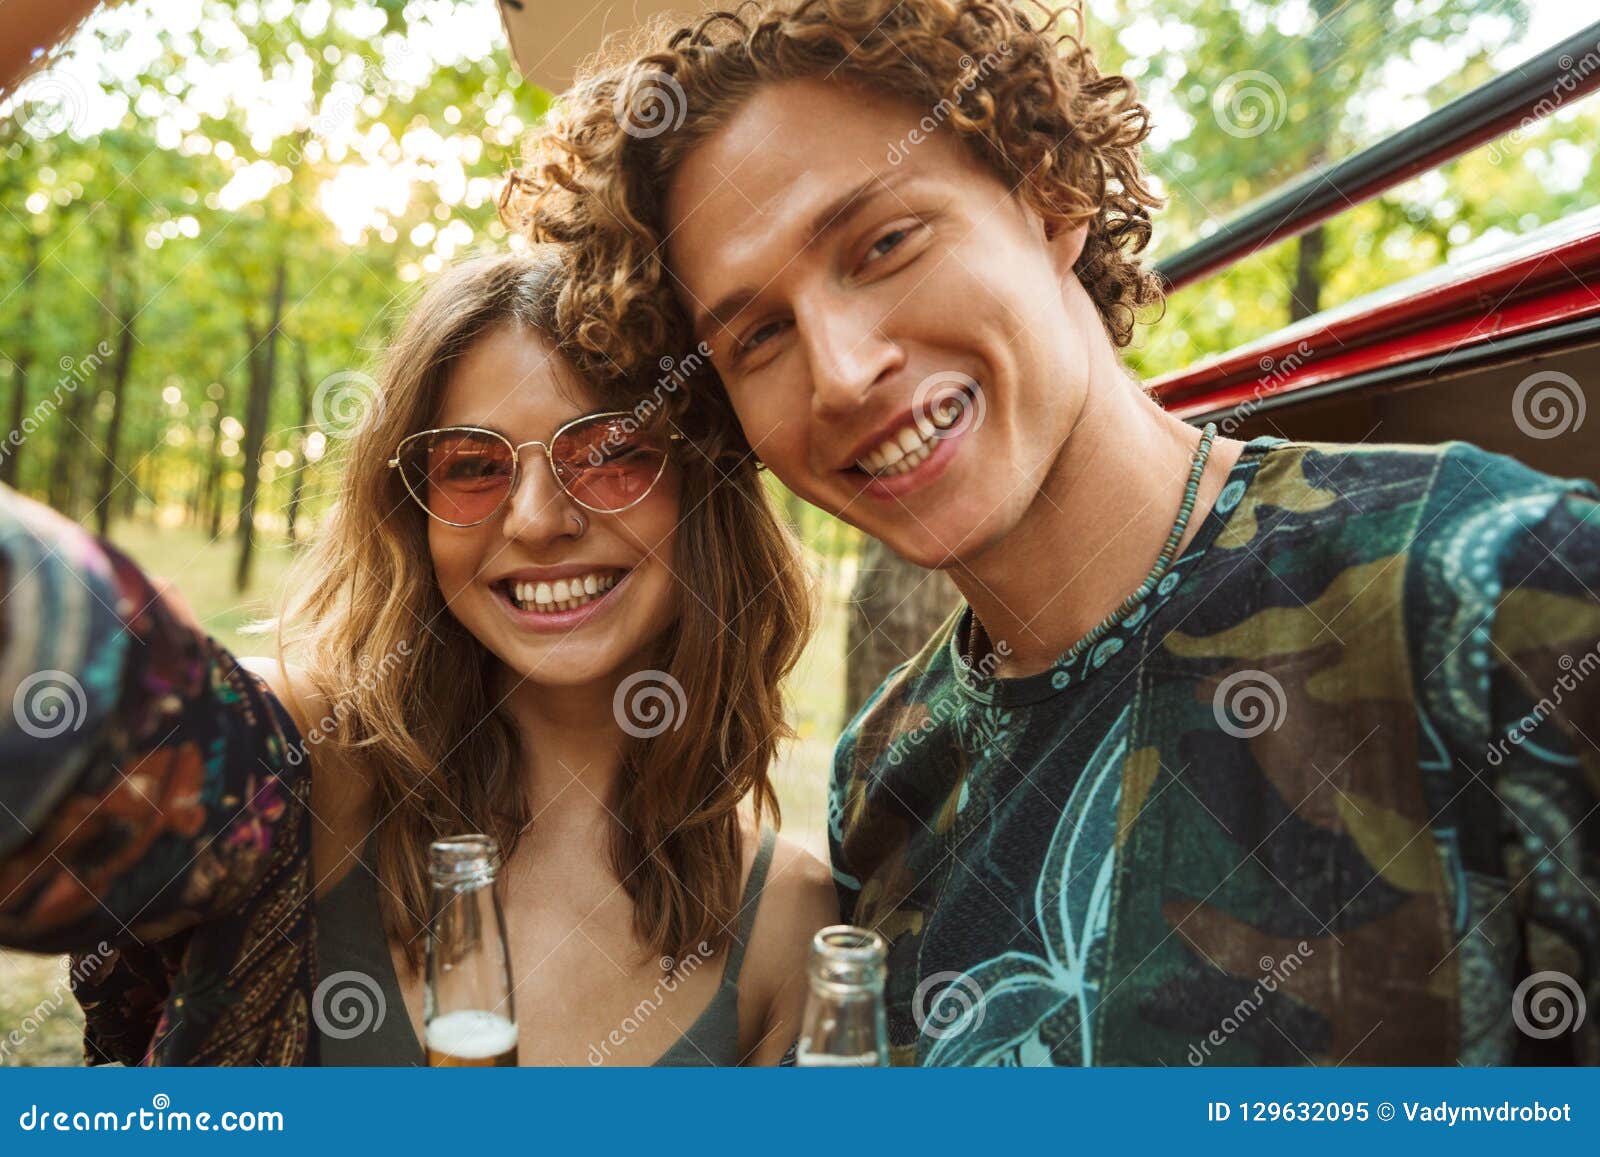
388, 410, 681, 527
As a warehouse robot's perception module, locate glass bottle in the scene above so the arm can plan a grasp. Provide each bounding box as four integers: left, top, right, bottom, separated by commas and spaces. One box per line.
795, 924, 890, 1066
423, 834, 519, 1066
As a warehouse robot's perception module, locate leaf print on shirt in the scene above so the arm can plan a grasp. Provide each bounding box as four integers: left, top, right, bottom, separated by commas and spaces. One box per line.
923, 704, 1129, 1066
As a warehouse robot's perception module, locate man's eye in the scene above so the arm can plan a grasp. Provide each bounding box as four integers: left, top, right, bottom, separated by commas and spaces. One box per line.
864, 227, 909, 263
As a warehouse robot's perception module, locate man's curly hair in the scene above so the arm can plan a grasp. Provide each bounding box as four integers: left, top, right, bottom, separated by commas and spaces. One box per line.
506, 0, 1165, 438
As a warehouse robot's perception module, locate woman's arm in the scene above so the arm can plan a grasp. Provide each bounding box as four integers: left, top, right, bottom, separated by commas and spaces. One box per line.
0, 484, 311, 954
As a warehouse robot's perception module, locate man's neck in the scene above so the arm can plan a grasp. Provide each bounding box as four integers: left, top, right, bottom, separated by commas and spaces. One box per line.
949, 380, 1245, 680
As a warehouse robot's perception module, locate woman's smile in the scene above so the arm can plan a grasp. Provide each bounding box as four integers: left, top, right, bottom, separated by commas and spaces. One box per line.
487, 564, 635, 633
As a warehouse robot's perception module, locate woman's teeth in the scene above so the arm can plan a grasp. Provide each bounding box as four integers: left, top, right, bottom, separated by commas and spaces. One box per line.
507, 572, 618, 613
855, 397, 964, 477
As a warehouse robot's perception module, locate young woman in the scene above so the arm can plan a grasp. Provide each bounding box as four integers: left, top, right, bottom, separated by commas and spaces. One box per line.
0, 247, 837, 1066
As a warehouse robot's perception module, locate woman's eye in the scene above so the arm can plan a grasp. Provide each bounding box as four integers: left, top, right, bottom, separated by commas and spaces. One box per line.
741, 319, 786, 354
445, 455, 505, 480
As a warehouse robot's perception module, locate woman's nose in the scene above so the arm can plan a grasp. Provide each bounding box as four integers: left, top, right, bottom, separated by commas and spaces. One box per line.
499, 448, 580, 543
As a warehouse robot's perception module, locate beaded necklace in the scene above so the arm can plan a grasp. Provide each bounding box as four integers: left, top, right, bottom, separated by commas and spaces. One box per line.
964, 422, 1219, 676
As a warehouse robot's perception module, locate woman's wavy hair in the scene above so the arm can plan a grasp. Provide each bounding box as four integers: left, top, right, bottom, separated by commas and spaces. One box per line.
504, 0, 1167, 431
273, 246, 813, 973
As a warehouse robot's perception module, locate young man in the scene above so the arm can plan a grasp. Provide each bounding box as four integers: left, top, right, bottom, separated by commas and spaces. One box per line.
518, 0, 1600, 1064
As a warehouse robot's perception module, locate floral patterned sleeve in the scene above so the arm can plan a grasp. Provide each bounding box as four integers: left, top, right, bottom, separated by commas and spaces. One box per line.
0, 485, 316, 1065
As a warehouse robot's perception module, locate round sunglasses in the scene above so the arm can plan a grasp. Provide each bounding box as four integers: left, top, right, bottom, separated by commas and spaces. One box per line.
388, 410, 681, 527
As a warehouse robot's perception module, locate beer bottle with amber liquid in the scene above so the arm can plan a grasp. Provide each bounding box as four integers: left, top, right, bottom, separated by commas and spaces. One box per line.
795, 924, 890, 1066
424, 835, 519, 1066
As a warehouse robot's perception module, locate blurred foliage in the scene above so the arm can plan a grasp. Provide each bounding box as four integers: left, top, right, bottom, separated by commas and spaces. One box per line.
0, 0, 1593, 582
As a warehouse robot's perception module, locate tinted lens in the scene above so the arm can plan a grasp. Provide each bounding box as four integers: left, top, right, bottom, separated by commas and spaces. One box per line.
399, 429, 515, 524
551, 415, 670, 512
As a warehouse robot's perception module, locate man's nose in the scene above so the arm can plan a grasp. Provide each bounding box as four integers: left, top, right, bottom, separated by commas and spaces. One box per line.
801, 298, 904, 418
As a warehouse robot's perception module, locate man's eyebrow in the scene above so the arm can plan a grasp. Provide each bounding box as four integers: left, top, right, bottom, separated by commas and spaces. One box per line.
691, 168, 916, 341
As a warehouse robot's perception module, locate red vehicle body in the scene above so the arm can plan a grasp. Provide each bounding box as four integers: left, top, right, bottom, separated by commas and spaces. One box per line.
1150, 205, 1600, 482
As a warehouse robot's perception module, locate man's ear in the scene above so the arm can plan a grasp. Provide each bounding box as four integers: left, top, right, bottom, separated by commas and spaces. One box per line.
1044, 218, 1090, 277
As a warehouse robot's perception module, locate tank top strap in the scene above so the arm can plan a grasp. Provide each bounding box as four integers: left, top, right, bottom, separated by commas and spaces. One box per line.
722, 826, 778, 986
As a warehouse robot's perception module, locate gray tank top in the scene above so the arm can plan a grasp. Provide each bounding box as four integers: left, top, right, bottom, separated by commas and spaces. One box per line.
316, 826, 779, 1066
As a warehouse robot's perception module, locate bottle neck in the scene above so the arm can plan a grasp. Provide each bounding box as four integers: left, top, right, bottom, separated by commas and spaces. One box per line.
807, 925, 887, 992
429, 834, 500, 889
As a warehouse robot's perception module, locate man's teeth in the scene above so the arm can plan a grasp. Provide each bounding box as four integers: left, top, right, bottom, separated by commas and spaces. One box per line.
854, 401, 962, 476
507, 572, 618, 612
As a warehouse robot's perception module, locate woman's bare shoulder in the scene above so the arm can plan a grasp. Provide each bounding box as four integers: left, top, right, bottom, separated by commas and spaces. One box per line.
736, 828, 840, 1063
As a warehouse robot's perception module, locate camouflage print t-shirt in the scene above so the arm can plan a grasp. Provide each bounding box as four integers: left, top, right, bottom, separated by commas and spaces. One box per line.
829, 437, 1600, 1066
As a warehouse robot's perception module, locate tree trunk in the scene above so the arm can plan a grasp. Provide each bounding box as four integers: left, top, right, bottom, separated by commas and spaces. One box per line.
234, 257, 287, 591
1291, 0, 1340, 324
844, 537, 961, 718
2, 230, 40, 489
201, 382, 229, 536
1289, 223, 1326, 323
94, 211, 138, 538
285, 339, 312, 544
